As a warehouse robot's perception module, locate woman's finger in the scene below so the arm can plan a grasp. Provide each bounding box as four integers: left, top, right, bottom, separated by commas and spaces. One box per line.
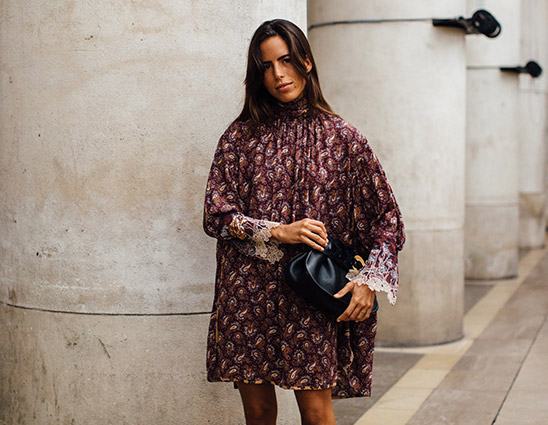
311, 223, 328, 240
307, 230, 328, 247
337, 301, 358, 322
302, 237, 325, 251
302, 223, 327, 242
303, 220, 327, 239
304, 218, 326, 228
334, 282, 354, 299
356, 306, 372, 322
299, 230, 328, 250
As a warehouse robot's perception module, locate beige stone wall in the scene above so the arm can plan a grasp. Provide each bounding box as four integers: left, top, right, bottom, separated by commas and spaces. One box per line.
0, 0, 305, 315
464, 0, 521, 279
518, 0, 547, 248
309, 0, 466, 346
0, 1, 306, 423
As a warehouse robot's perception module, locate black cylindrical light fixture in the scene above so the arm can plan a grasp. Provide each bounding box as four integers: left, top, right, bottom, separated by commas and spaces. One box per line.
433, 9, 501, 38
500, 61, 543, 78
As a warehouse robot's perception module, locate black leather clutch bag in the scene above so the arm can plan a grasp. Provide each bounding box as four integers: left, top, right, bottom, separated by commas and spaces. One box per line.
284, 238, 378, 317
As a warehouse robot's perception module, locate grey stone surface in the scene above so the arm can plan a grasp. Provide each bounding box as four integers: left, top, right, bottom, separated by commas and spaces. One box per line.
519, 183, 547, 249
376, 229, 464, 346
407, 388, 506, 425
0, 305, 301, 425
464, 283, 493, 314
331, 250, 548, 424
465, 203, 519, 279
518, 0, 547, 250
478, 308, 545, 342
332, 352, 423, 425
308, 0, 465, 23
436, 352, 525, 393
477, 282, 547, 341
407, 249, 548, 425
465, 4, 521, 279
0, 0, 307, 315
0, 1, 307, 423
494, 321, 548, 425
309, 0, 466, 346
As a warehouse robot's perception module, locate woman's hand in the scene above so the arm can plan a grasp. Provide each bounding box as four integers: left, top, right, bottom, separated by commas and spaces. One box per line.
270, 218, 328, 251
334, 282, 376, 322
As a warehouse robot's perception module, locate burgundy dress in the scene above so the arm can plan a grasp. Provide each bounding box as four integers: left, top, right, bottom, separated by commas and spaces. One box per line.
203, 98, 405, 398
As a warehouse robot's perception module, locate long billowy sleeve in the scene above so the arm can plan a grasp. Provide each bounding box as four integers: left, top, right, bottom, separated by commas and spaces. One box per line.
346, 131, 405, 305
203, 124, 284, 263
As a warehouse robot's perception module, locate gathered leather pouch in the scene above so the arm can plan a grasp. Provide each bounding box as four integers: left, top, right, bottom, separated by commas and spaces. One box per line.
284, 238, 378, 317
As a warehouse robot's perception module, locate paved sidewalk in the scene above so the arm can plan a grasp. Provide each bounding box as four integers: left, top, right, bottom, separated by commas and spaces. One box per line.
333, 244, 548, 425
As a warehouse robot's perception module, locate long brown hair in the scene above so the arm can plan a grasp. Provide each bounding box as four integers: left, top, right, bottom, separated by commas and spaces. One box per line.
235, 19, 336, 124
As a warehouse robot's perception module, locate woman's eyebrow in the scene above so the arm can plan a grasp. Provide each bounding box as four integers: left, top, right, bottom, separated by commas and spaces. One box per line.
262, 54, 290, 65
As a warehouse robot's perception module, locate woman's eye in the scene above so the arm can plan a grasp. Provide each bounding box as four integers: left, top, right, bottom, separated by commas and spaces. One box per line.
283, 58, 291, 63
264, 63, 271, 70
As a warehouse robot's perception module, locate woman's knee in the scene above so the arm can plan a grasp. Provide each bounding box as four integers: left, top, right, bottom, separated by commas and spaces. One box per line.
300, 408, 334, 425
237, 382, 277, 425
243, 401, 277, 425
294, 388, 335, 425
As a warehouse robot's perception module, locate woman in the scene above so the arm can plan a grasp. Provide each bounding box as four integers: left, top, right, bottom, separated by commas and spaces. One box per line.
203, 19, 405, 425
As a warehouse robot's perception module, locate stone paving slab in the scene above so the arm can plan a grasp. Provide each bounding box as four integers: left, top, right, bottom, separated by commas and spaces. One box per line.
333, 352, 422, 425
406, 388, 507, 425
335, 247, 547, 425
407, 249, 547, 425
494, 320, 548, 425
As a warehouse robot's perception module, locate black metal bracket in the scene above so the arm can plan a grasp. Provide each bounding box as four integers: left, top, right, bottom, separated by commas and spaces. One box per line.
500, 61, 543, 78
433, 9, 501, 38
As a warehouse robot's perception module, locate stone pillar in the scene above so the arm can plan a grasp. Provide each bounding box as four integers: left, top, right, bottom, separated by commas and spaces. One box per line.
518, 0, 547, 248
465, 0, 521, 279
546, 4, 548, 226
0, 1, 305, 424
308, 0, 466, 346
546, 4, 548, 228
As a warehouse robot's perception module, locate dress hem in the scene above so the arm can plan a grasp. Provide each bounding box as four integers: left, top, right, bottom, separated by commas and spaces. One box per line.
208, 376, 334, 391
207, 376, 371, 399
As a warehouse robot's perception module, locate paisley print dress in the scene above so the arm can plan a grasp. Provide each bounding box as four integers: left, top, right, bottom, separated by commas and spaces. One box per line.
203, 97, 405, 398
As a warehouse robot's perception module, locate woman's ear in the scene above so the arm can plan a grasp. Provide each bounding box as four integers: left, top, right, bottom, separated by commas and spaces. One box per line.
305, 58, 313, 73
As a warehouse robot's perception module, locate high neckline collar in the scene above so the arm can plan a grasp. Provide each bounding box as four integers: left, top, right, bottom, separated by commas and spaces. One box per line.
275, 95, 309, 117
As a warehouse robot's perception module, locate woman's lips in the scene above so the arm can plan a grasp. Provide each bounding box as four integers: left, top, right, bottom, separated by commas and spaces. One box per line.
276, 82, 292, 92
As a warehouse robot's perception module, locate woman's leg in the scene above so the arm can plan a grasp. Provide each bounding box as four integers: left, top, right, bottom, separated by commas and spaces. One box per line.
236, 382, 277, 425
294, 388, 336, 425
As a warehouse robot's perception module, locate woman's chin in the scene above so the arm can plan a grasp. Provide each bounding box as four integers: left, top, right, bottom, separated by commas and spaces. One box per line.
270, 89, 304, 103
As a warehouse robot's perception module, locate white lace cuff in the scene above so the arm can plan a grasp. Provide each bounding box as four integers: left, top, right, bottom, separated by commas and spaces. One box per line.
345, 244, 398, 305
228, 213, 284, 264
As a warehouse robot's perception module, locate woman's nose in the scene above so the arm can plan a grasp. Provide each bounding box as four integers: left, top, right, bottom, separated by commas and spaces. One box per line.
273, 63, 284, 79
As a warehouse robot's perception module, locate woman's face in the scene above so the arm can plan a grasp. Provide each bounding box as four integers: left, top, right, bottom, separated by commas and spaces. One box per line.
260, 35, 311, 103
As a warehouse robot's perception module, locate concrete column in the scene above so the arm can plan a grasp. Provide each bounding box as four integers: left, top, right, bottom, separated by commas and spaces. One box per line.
0, 1, 305, 424
308, 0, 466, 346
534, 0, 548, 238
518, 0, 547, 248
546, 4, 548, 227
465, 0, 521, 279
